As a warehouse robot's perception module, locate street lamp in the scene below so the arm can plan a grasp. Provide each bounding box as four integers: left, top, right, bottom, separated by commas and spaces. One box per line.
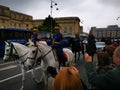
116, 16, 120, 20
50, 0, 58, 33
50, 0, 58, 17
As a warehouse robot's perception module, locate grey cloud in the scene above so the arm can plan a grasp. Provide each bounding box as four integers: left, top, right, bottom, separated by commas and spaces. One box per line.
0, 0, 119, 33
98, 0, 120, 7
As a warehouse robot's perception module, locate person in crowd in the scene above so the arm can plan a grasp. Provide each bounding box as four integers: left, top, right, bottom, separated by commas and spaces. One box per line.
86, 32, 96, 60
113, 41, 119, 47
52, 26, 66, 66
104, 45, 116, 64
71, 33, 81, 63
46, 34, 52, 46
101, 37, 106, 42
53, 66, 83, 90
96, 51, 114, 74
85, 46, 120, 90
31, 28, 41, 41
105, 37, 112, 45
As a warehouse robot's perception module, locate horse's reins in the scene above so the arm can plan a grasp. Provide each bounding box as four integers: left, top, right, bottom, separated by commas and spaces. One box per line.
27, 45, 53, 66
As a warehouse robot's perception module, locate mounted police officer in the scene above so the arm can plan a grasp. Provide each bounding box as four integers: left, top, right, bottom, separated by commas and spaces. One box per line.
31, 28, 41, 41
52, 26, 66, 66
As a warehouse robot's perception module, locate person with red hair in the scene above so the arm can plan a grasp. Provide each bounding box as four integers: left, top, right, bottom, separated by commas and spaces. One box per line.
53, 66, 83, 90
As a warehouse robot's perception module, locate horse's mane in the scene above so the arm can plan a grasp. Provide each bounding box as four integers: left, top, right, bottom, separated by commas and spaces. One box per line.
38, 42, 51, 50
12, 42, 28, 55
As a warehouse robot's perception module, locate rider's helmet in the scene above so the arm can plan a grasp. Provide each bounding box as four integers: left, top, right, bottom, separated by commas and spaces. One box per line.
33, 28, 38, 32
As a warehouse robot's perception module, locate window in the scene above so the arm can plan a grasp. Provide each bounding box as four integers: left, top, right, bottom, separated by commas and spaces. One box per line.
0, 19, 5, 23
64, 26, 67, 33
69, 26, 72, 34
0, 8, 3, 13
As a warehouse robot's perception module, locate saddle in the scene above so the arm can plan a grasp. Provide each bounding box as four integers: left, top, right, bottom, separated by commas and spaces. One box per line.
63, 52, 67, 60
52, 48, 67, 62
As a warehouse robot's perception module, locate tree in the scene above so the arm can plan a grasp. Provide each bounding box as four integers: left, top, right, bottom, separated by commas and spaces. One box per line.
38, 15, 58, 33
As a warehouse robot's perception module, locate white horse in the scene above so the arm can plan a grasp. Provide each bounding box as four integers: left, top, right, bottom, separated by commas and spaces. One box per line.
3, 41, 29, 90
3, 42, 28, 61
25, 40, 74, 89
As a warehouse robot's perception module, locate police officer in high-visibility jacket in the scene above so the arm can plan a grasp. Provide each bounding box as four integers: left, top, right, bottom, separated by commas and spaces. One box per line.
52, 26, 66, 66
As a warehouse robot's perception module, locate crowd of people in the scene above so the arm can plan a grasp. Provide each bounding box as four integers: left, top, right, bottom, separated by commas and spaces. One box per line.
30, 27, 120, 90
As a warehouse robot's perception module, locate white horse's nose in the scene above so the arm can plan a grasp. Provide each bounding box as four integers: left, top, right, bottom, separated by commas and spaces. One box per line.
28, 65, 32, 70
3, 56, 9, 62
25, 60, 33, 69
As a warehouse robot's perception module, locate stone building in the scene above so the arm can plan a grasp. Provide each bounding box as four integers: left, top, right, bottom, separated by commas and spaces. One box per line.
90, 25, 120, 41
0, 5, 82, 35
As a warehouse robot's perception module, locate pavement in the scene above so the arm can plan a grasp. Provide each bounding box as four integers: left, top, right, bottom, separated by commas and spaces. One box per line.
74, 52, 98, 89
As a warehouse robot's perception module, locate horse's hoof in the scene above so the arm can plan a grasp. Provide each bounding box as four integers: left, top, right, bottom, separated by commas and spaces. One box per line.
20, 87, 24, 90
37, 82, 42, 85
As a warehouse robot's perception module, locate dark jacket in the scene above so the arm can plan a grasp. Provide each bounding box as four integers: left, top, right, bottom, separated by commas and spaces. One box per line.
86, 62, 120, 90
71, 37, 81, 52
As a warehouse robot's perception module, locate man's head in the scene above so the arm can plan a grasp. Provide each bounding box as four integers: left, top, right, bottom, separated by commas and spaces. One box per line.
33, 29, 38, 34
54, 26, 60, 33
113, 46, 120, 65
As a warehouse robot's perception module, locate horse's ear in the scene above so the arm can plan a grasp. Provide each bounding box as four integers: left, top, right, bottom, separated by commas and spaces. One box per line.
28, 39, 32, 42
5, 41, 9, 45
25, 42, 29, 46
5, 41, 8, 45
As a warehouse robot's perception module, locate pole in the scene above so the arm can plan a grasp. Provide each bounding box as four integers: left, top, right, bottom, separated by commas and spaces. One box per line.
50, 0, 53, 33
50, 0, 58, 33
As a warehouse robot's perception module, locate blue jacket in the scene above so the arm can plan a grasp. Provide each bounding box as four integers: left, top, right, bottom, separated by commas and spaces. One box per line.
32, 34, 38, 41
53, 33, 63, 43
53, 33, 63, 53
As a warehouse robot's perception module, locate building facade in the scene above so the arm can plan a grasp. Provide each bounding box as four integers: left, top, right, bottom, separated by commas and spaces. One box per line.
0, 5, 82, 35
90, 25, 120, 41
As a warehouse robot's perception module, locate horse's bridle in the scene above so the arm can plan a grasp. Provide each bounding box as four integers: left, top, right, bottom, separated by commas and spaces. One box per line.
4, 42, 28, 63
26, 44, 53, 66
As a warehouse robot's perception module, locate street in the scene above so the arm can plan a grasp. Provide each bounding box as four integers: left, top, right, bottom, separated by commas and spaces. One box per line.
0, 53, 98, 90
0, 60, 45, 90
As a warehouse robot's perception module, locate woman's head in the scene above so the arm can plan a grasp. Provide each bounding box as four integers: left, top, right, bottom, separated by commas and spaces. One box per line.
113, 46, 120, 65
105, 45, 116, 58
97, 51, 110, 66
53, 66, 83, 90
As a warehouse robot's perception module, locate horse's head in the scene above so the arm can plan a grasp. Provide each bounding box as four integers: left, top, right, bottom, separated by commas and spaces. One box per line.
3, 41, 15, 61
25, 40, 42, 69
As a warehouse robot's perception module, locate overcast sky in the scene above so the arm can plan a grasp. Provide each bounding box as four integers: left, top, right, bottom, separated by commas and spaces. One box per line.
0, 0, 120, 33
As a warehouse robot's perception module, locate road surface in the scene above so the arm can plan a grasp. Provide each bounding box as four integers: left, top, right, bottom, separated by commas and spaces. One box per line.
0, 53, 98, 90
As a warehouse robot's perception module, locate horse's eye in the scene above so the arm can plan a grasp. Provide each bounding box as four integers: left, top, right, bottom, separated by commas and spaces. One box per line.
32, 50, 36, 54
6, 49, 9, 52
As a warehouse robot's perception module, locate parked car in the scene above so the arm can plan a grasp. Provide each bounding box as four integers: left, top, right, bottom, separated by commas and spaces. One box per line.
95, 42, 106, 51
61, 34, 75, 47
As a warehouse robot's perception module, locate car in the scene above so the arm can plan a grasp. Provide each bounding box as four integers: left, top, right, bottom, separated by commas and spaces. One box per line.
64, 34, 75, 38
95, 42, 106, 51
61, 34, 75, 47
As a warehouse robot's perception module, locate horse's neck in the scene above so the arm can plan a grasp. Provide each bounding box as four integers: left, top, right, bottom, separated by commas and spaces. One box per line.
13, 43, 28, 56
38, 43, 56, 66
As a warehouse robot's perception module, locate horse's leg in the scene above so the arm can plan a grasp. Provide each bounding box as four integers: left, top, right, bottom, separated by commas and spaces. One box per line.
74, 52, 77, 63
43, 71, 48, 90
20, 64, 26, 90
32, 67, 44, 83
48, 76, 54, 90
32, 68, 48, 90
78, 51, 80, 61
